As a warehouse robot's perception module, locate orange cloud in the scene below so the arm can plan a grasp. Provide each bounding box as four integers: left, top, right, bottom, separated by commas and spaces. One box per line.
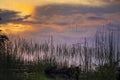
0, 23, 35, 34
10, 20, 64, 32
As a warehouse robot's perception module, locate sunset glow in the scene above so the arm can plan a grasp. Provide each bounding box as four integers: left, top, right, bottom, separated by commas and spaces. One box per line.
0, 0, 120, 43
0, 1, 120, 79
0, 23, 34, 34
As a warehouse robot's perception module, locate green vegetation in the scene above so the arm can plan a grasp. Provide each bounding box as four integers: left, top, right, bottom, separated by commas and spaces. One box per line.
0, 29, 120, 80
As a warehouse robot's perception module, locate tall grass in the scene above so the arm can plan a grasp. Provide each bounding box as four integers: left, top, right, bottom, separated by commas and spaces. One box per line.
0, 28, 120, 80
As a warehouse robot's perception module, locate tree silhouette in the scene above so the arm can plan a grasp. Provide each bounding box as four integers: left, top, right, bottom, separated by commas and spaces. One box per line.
0, 35, 9, 66
0, 34, 9, 49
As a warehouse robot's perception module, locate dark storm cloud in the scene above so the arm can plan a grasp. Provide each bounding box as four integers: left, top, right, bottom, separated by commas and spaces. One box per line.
0, 9, 31, 24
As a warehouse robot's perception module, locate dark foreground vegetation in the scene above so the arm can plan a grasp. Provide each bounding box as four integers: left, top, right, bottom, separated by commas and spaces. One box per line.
0, 29, 120, 80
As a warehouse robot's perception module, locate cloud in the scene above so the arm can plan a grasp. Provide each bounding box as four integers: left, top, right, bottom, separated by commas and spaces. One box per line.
32, 4, 120, 25
34, 4, 120, 16
87, 16, 106, 20
105, 23, 120, 30
103, 0, 120, 4
0, 9, 31, 24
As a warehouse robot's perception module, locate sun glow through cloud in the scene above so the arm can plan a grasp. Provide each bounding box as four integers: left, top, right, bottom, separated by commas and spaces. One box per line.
0, 0, 120, 44
0, 1, 34, 15
0, 23, 34, 34
13, 4, 34, 15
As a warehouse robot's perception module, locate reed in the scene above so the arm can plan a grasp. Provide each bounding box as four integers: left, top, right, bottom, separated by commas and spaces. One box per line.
0, 28, 119, 80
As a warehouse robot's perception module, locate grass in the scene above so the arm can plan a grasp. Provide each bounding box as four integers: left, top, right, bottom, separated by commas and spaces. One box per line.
0, 29, 120, 80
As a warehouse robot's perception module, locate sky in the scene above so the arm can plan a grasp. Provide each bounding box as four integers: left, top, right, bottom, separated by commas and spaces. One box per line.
0, 0, 120, 44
